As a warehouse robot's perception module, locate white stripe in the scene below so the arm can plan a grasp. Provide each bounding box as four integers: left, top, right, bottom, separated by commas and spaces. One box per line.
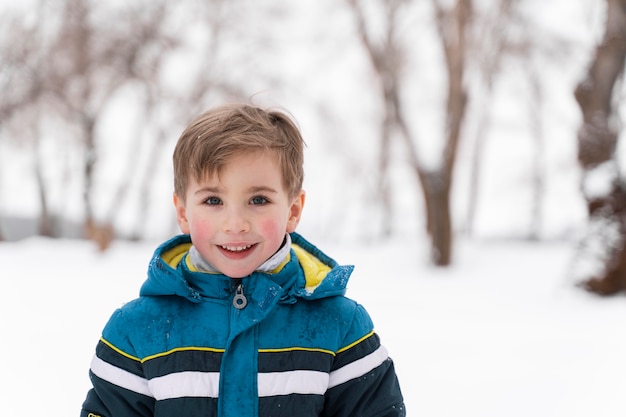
258, 370, 329, 397
149, 371, 220, 400
90, 355, 152, 397
92, 347, 388, 400
328, 345, 389, 389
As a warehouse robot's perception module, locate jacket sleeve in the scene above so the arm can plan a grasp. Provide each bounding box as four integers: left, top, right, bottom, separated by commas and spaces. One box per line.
323, 305, 406, 417
80, 312, 155, 417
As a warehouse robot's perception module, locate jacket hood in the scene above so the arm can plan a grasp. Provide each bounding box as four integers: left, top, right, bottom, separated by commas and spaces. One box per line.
140, 232, 354, 304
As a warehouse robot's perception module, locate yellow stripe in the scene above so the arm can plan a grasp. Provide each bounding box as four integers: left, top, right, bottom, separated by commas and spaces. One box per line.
102, 331, 373, 364
100, 337, 141, 362
142, 346, 225, 363
100, 337, 225, 363
336, 330, 375, 354
259, 346, 336, 356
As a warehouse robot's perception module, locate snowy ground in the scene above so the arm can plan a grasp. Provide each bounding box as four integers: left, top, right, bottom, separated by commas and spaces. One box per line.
1, 235, 625, 417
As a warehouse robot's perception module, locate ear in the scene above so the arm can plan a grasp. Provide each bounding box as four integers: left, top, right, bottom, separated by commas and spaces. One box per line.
173, 193, 191, 234
286, 190, 305, 233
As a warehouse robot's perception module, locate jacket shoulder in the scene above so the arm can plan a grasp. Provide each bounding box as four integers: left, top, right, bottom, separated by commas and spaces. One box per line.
100, 295, 191, 359
262, 294, 375, 354
328, 296, 376, 349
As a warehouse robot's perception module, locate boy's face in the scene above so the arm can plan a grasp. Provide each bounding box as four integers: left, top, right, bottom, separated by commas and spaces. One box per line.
174, 151, 305, 279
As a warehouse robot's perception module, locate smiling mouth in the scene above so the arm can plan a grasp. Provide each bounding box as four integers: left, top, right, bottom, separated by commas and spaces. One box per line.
219, 244, 256, 253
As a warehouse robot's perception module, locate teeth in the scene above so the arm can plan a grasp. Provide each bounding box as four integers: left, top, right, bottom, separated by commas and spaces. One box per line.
221, 244, 253, 252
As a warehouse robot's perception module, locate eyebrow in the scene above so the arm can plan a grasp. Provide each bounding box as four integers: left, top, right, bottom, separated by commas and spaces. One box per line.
248, 186, 279, 194
194, 186, 221, 195
193, 185, 279, 195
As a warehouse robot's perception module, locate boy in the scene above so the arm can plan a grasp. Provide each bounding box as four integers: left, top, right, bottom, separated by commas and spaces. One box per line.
81, 103, 405, 417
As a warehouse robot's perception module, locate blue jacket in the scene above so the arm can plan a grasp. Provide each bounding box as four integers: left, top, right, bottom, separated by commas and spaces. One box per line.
81, 233, 405, 417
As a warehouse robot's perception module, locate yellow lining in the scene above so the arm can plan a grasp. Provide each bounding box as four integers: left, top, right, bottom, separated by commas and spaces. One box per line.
162, 243, 192, 268
269, 253, 291, 274
186, 254, 197, 272
336, 330, 375, 354
291, 244, 331, 290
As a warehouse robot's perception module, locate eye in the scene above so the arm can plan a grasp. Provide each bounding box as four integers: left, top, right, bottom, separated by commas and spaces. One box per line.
250, 195, 269, 205
204, 196, 222, 205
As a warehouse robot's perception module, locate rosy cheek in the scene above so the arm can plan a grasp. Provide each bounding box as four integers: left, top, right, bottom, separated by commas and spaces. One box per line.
189, 219, 214, 241
260, 219, 281, 239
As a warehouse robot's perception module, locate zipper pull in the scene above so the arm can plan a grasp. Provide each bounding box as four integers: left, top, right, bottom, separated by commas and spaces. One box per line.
233, 282, 247, 310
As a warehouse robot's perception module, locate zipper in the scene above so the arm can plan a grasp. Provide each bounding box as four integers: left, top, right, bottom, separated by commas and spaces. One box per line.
232, 280, 248, 310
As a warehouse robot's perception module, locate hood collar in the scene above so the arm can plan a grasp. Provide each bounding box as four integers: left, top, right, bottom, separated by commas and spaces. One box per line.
140, 233, 354, 304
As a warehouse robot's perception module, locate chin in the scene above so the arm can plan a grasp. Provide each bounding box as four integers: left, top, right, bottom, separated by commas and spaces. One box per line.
223, 269, 255, 279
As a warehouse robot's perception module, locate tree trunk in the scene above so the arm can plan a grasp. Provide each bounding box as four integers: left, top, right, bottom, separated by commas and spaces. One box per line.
526, 63, 545, 240
421, 0, 470, 265
348, 0, 469, 263
422, 172, 452, 264
34, 137, 54, 237
378, 113, 394, 237
575, 0, 626, 295
82, 115, 96, 231
347, 0, 402, 237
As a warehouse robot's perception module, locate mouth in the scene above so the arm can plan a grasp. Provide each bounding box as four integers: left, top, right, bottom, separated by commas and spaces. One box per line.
218, 243, 257, 260
219, 244, 255, 252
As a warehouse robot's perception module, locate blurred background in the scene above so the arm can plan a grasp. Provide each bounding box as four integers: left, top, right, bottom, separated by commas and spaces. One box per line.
3, 2, 626, 416
1, 0, 625, 294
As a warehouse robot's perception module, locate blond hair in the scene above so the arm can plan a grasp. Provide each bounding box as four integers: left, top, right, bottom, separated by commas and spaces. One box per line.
173, 103, 305, 201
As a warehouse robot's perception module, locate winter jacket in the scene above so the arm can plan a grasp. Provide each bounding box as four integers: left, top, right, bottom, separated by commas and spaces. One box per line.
81, 232, 405, 417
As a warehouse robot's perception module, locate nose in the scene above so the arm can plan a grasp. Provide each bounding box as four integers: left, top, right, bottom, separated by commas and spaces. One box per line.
222, 206, 250, 233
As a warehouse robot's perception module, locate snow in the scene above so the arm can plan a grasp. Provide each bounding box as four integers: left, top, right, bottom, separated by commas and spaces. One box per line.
1, 234, 625, 417
0, 1, 624, 416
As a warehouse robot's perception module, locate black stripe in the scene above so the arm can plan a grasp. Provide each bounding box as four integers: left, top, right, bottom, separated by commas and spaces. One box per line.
96, 341, 144, 377
333, 333, 380, 370
154, 397, 218, 417
259, 393, 324, 416
142, 349, 223, 379
85, 371, 154, 415
325, 357, 405, 416
258, 350, 332, 373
